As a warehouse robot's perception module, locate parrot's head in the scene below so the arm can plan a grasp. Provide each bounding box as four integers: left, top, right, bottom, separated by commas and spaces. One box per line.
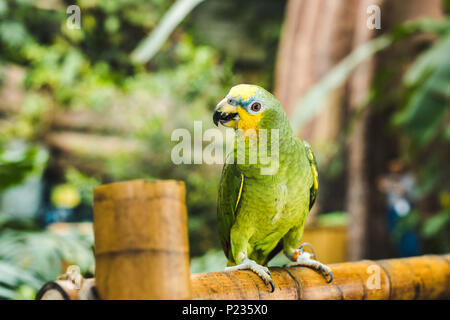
213, 84, 287, 131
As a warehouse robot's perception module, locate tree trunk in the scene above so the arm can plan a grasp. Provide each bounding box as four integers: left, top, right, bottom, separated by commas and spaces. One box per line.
274, 0, 444, 260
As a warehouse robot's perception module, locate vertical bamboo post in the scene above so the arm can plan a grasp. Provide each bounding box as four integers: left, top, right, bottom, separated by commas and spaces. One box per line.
93, 180, 191, 300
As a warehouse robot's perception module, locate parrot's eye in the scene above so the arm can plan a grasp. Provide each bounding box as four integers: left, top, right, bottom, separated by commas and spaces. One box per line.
250, 102, 262, 113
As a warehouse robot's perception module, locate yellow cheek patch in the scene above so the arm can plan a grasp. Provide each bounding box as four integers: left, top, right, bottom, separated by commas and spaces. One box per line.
229, 85, 258, 102
237, 106, 262, 132
222, 119, 237, 128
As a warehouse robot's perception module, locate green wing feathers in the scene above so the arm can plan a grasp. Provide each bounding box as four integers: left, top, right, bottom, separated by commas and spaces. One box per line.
303, 141, 319, 210
217, 142, 318, 261
217, 162, 243, 259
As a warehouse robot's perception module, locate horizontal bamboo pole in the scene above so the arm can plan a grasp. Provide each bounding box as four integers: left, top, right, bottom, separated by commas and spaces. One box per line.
37, 254, 450, 300
192, 254, 450, 300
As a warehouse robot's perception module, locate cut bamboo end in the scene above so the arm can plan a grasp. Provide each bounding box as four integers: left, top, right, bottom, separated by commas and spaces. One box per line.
93, 180, 191, 300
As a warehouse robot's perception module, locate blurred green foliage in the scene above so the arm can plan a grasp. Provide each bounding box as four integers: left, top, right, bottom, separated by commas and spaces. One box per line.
301, 17, 450, 253
0, 0, 284, 255
381, 21, 450, 253
0, 140, 48, 191
64, 167, 100, 206
0, 0, 286, 296
1, 0, 447, 298
0, 217, 94, 299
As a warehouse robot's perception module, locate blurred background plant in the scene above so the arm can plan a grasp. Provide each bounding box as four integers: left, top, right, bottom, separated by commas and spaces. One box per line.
289, 17, 450, 256
0, 0, 448, 299
0, 0, 286, 298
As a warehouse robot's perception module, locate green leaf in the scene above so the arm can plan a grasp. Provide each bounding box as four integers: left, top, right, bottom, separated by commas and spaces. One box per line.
0, 261, 42, 289
422, 211, 450, 237
190, 249, 227, 273
0, 286, 16, 299
0, 227, 94, 292
290, 17, 450, 132
404, 34, 450, 86
0, 141, 49, 192
0, 20, 29, 48
11, 284, 36, 300
394, 41, 450, 145
131, 0, 206, 63
290, 35, 392, 132
59, 50, 84, 86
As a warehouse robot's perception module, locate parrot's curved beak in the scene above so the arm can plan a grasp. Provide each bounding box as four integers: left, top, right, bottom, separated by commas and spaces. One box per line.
213, 98, 239, 128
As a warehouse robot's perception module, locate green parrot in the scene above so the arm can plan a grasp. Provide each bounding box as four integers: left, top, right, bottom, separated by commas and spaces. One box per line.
213, 84, 333, 292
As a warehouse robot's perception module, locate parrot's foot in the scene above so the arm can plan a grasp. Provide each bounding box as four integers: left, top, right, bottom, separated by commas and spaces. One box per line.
286, 243, 334, 283
225, 258, 275, 292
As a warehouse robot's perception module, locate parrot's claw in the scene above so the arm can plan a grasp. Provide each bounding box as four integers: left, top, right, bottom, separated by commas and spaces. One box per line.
225, 258, 275, 292
286, 243, 334, 283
